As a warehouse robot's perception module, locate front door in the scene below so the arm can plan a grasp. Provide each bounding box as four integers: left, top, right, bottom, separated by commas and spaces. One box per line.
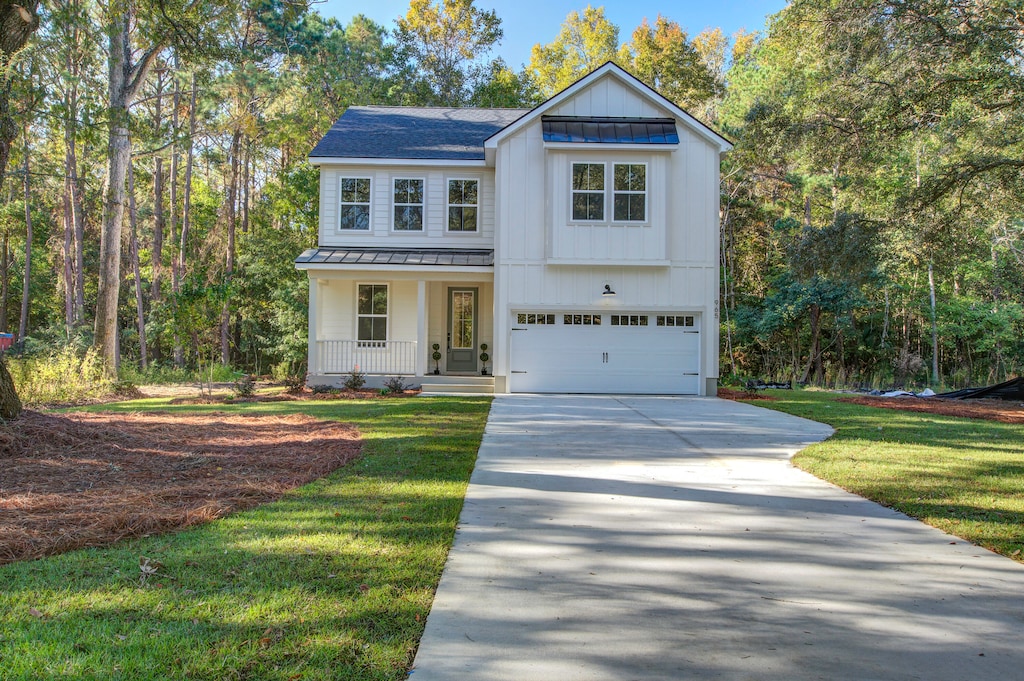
447, 288, 478, 373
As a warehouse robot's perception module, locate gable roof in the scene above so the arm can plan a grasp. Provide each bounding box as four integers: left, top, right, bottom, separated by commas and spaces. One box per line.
309, 106, 529, 162
485, 62, 733, 155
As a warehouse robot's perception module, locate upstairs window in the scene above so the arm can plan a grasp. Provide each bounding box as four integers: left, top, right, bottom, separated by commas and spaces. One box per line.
613, 164, 646, 222
448, 179, 479, 232
572, 163, 605, 221
357, 284, 388, 346
340, 177, 371, 230
393, 178, 424, 231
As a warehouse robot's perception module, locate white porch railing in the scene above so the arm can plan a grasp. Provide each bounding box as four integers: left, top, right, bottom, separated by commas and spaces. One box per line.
317, 340, 418, 375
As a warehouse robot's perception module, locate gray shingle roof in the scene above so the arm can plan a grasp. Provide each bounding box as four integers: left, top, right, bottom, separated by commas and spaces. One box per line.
541, 116, 679, 144
295, 247, 494, 267
309, 106, 529, 160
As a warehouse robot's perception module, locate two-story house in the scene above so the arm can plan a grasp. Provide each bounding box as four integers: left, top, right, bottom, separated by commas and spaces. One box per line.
296, 62, 732, 395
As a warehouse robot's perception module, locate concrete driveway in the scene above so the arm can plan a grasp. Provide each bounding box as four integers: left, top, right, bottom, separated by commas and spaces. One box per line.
410, 395, 1024, 680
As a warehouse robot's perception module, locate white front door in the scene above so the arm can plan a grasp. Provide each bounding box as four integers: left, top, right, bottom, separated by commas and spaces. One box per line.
509, 311, 701, 394
447, 288, 478, 373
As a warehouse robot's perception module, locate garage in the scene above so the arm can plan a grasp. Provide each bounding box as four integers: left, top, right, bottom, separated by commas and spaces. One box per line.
509, 311, 701, 394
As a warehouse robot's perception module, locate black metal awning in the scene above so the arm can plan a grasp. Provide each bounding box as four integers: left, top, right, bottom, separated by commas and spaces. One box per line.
295, 247, 494, 267
541, 116, 679, 144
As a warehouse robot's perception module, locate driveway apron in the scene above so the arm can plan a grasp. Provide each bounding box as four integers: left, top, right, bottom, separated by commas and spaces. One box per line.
410, 395, 1024, 680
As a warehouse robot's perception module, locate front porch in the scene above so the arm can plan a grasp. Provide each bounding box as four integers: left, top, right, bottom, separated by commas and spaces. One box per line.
305, 272, 497, 392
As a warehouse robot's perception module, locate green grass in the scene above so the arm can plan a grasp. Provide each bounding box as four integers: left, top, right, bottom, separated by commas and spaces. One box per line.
749, 389, 1024, 561
0, 396, 492, 680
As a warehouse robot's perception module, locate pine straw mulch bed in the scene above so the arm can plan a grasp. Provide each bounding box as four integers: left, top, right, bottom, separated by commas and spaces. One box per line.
0, 410, 361, 565
717, 387, 778, 401
167, 388, 421, 406
836, 395, 1024, 424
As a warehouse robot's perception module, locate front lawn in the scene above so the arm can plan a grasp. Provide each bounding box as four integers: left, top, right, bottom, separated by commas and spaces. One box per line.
0, 396, 491, 681
750, 389, 1024, 561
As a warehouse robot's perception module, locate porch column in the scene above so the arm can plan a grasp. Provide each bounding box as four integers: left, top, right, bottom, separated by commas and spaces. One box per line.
416, 279, 427, 377
307, 274, 319, 377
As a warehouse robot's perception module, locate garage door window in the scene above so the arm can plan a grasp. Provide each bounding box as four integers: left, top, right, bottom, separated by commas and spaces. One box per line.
517, 313, 556, 325
564, 314, 601, 325
610, 314, 648, 326
657, 315, 695, 327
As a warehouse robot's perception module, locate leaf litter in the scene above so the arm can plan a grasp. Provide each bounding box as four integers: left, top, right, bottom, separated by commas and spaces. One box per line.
0, 410, 361, 564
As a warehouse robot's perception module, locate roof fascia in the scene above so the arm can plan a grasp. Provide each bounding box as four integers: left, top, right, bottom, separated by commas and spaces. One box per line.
308, 157, 488, 168
484, 62, 733, 153
296, 262, 494, 274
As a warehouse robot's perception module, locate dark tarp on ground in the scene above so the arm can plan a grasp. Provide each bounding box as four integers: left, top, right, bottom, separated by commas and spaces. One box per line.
937, 376, 1024, 400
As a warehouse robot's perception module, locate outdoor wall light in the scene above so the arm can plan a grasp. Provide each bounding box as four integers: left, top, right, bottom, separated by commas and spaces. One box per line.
602, 284, 616, 296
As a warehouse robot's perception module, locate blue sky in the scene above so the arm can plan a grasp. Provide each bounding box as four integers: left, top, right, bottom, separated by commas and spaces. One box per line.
318, 0, 788, 68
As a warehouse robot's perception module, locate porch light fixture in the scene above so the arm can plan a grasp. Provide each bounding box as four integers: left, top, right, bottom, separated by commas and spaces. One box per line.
602, 284, 616, 297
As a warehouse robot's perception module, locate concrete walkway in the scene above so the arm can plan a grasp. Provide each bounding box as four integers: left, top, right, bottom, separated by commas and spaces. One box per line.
410, 395, 1024, 681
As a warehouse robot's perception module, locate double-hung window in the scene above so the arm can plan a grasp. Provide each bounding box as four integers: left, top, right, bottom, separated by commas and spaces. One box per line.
393, 178, 424, 231
571, 163, 605, 221
447, 179, 479, 232
613, 163, 646, 222
357, 284, 388, 346
339, 177, 371, 230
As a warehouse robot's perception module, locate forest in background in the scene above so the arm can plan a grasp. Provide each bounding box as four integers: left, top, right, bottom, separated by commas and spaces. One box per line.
1, 0, 1021, 392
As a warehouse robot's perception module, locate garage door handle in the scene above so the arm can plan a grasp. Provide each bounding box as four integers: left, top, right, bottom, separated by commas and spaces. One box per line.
602, 352, 608, 363
512, 327, 527, 331
511, 370, 527, 374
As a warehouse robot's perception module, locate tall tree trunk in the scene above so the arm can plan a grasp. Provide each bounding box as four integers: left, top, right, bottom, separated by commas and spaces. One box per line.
179, 71, 196, 278
150, 68, 165, 363
799, 304, 821, 384
169, 59, 183, 367
221, 128, 241, 365
128, 162, 146, 368
62, 171, 74, 330
1, 231, 9, 331
94, 2, 161, 376
928, 261, 939, 385
18, 125, 30, 343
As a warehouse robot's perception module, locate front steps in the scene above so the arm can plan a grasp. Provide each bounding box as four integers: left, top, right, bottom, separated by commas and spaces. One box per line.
419, 374, 495, 396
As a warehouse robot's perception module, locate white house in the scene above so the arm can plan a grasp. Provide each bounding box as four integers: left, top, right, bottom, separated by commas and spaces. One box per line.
296, 62, 732, 395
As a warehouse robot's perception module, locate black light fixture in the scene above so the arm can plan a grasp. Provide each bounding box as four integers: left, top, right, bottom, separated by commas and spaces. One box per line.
602, 284, 616, 296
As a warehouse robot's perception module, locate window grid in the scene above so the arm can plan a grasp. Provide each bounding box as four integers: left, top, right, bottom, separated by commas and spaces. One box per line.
613, 163, 646, 222
393, 178, 424, 231
447, 179, 479, 232
563, 314, 602, 326
572, 163, 605, 221
357, 284, 388, 347
656, 315, 695, 327
339, 177, 371, 231
610, 315, 649, 327
517, 313, 556, 325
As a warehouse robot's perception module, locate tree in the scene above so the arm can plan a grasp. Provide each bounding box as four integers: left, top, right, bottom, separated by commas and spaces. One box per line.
619, 16, 718, 112
0, 0, 40, 419
395, 0, 502, 106
528, 5, 619, 97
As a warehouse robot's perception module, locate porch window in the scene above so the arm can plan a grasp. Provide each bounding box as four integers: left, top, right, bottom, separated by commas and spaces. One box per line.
339, 177, 371, 230
357, 284, 388, 346
613, 164, 646, 222
571, 163, 605, 221
393, 178, 424, 231
447, 179, 478, 232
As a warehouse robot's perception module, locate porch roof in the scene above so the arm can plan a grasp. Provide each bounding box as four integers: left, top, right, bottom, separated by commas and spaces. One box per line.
295, 247, 494, 267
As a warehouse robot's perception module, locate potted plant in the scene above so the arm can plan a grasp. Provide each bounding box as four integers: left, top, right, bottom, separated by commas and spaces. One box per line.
479, 343, 489, 375
432, 343, 442, 374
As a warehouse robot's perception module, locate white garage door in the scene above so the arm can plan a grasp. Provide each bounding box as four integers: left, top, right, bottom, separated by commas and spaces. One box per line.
509, 311, 701, 394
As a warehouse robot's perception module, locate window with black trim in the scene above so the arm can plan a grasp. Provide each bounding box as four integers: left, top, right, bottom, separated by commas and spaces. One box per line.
340, 177, 371, 230
610, 315, 648, 326
613, 164, 646, 221
448, 179, 478, 232
656, 315, 695, 327
572, 163, 605, 221
393, 178, 424, 231
357, 284, 388, 346
563, 314, 601, 325
517, 313, 556, 325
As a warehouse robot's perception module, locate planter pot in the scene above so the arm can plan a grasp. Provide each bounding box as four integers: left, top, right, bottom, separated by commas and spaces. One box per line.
433, 369, 440, 375
481, 368, 488, 376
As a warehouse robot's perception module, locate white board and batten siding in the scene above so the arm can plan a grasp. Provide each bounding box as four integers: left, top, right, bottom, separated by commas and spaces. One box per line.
492, 72, 721, 395
317, 165, 495, 249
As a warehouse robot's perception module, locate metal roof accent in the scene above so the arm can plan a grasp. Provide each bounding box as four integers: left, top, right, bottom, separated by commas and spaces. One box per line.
541, 116, 679, 144
295, 248, 494, 267
309, 106, 529, 161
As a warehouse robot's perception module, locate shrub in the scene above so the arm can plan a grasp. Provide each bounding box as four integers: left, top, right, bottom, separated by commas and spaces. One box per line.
310, 384, 338, 394
282, 373, 306, 393
343, 368, 366, 391
233, 374, 256, 398
8, 347, 114, 406
382, 376, 408, 393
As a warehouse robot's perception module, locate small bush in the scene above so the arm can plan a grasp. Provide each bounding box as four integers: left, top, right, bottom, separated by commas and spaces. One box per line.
343, 368, 367, 391
282, 374, 306, 393
310, 384, 339, 394
382, 376, 408, 393
233, 374, 256, 398
8, 347, 114, 406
